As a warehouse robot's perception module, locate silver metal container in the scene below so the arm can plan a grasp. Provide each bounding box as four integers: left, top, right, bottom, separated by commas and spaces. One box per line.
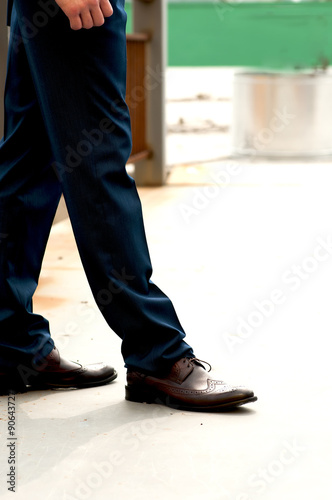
232, 71, 332, 157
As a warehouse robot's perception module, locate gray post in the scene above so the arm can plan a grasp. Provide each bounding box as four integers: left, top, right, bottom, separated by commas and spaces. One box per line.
132, 0, 167, 186
0, 2, 8, 138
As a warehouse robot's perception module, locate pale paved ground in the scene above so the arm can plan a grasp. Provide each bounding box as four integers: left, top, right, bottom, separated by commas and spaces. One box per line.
1, 68, 332, 499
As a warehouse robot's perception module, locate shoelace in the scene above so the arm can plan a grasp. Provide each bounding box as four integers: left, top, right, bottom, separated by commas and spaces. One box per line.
189, 357, 212, 372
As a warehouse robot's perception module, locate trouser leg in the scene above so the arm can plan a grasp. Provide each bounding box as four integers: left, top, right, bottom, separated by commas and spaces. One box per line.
10, 0, 193, 374
0, 6, 62, 369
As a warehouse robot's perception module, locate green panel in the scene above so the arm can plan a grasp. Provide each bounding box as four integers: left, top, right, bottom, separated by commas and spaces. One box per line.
125, 2, 332, 69
125, 2, 132, 33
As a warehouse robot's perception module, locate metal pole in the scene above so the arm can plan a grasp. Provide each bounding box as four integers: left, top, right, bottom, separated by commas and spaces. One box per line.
0, 2, 8, 138
132, 0, 167, 186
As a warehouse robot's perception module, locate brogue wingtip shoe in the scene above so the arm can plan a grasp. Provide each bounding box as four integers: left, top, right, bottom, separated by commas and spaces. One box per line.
0, 347, 117, 393
125, 357, 257, 412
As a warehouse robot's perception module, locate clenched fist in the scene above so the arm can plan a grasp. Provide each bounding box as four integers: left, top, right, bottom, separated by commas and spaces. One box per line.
55, 0, 113, 30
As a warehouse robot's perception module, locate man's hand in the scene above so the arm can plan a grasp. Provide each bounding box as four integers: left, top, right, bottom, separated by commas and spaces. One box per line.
55, 0, 113, 30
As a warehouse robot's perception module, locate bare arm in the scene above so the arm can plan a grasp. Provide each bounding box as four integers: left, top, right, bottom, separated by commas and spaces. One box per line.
55, 0, 113, 30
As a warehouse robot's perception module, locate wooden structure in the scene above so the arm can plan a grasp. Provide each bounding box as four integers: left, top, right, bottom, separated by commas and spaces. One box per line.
130, 0, 167, 185
126, 32, 151, 166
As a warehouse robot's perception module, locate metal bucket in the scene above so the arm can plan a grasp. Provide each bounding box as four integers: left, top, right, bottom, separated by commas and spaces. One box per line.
232, 71, 332, 157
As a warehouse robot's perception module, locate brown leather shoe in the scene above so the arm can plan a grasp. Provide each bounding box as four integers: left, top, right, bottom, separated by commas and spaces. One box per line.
0, 346, 117, 394
126, 358, 257, 411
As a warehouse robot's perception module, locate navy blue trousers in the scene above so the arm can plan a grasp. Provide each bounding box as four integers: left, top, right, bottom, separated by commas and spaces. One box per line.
0, 0, 193, 373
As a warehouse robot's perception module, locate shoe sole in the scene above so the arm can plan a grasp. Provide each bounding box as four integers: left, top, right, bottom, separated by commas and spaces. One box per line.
0, 371, 118, 395
32, 371, 118, 390
125, 385, 257, 412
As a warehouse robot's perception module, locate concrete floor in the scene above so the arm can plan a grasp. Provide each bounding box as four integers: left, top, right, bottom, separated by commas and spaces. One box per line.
1, 68, 332, 499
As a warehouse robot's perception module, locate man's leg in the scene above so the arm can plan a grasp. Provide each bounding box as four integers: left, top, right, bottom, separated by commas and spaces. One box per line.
0, 7, 117, 392
12, 0, 194, 375
1, 1, 256, 409
0, 6, 61, 370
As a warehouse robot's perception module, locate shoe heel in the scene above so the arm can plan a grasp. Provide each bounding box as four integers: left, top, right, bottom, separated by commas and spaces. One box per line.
0, 372, 27, 395
125, 385, 155, 404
